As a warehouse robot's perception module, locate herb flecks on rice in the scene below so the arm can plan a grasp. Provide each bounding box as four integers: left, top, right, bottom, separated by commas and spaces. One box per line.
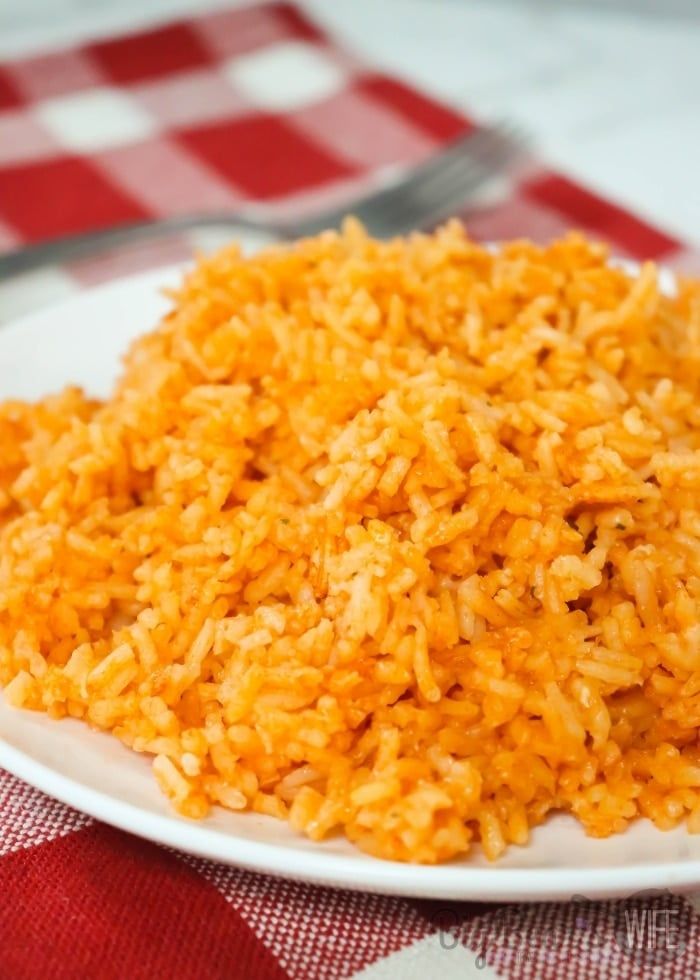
2, 221, 700, 863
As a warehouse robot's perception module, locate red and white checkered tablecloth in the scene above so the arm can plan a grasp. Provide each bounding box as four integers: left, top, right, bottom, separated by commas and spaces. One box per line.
2, 4, 700, 978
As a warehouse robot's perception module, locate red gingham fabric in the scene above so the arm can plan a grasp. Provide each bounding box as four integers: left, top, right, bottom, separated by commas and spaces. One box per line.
2, 4, 700, 978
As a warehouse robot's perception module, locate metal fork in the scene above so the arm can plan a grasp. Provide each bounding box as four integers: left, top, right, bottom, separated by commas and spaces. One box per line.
0, 122, 524, 278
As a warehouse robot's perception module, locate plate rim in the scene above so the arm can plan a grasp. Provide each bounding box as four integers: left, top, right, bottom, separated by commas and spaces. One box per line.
3, 720, 700, 903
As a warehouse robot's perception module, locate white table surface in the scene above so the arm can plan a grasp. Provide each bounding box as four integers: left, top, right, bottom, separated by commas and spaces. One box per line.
1, 0, 699, 245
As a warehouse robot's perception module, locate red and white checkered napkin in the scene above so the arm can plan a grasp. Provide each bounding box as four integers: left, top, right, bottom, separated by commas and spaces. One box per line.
2, 4, 700, 978
1, 0, 698, 271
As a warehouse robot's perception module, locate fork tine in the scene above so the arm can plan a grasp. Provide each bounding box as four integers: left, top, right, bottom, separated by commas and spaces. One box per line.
407, 124, 524, 205
379, 124, 524, 211
290, 122, 525, 238
376, 122, 523, 203
353, 125, 525, 236
366, 123, 517, 202
359, 132, 511, 222
396, 145, 517, 231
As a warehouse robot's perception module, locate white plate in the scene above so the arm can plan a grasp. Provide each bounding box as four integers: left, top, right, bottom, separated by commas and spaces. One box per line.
1, 265, 699, 902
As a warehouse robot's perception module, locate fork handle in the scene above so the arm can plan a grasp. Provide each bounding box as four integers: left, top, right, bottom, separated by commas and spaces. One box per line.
0, 213, 279, 279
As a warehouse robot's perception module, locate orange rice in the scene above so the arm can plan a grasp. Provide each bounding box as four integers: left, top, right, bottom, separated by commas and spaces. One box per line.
2, 220, 700, 863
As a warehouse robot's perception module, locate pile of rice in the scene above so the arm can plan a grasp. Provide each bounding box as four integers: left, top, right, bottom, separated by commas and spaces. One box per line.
2, 220, 700, 864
